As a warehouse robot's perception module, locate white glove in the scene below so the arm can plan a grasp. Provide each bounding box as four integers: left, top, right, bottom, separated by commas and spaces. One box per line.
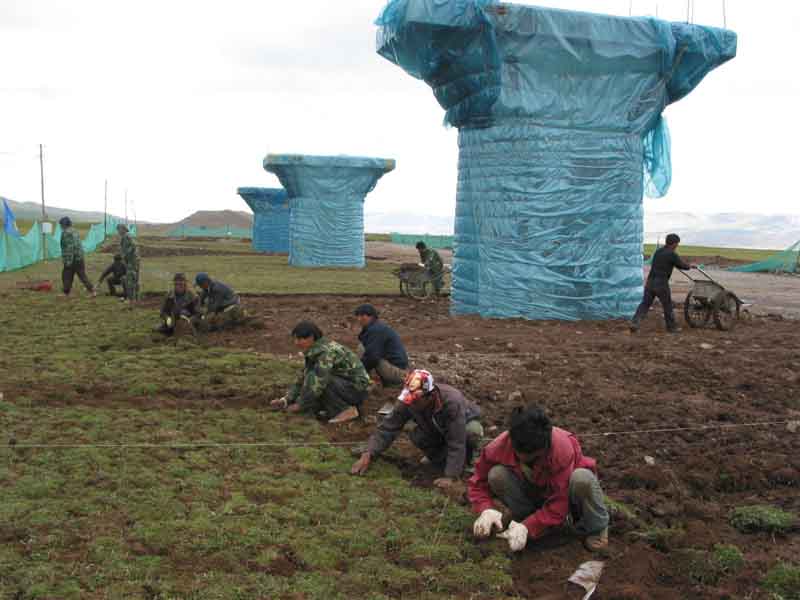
473, 509, 504, 538
165, 317, 173, 327
497, 520, 528, 552
418, 262, 425, 268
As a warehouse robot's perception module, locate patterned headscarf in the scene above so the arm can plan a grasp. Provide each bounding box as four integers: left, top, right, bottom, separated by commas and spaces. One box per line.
398, 369, 435, 405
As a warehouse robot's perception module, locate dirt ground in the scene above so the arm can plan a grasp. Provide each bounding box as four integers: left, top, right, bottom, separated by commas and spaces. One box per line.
150, 291, 800, 600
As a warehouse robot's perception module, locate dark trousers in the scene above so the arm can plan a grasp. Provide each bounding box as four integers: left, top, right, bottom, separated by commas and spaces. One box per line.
305, 376, 368, 418
632, 284, 676, 330
408, 420, 483, 467
62, 260, 94, 295
106, 277, 127, 297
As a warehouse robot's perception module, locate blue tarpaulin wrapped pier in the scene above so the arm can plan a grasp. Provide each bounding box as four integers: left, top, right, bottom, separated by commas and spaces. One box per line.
237, 187, 291, 254
376, 0, 736, 320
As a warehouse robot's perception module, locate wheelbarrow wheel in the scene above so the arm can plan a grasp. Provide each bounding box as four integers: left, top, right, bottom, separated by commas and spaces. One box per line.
713, 292, 739, 331
407, 280, 432, 300
684, 292, 711, 329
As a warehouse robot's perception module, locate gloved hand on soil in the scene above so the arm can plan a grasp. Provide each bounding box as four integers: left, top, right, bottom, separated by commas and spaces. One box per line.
473, 508, 504, 538
351, 452, 371, 475
497, 520, 528, 552
165, 317, 173, 328
433, 477, 455, 489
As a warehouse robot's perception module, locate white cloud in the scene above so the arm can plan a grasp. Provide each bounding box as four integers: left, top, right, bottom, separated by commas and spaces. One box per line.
0, 0, 796, 226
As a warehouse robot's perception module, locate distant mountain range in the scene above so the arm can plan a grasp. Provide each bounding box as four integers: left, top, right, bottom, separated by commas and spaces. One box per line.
3, 196, 796, 250
367, 211, 799, 250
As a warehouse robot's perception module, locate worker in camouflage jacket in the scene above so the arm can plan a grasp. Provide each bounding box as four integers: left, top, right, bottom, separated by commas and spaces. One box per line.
98, 254, 127, 298
156, 273, 200, 336
117, 224, 140, 303
194, 272, 244, 330
271, 321, 370, 424
416, 241, 445, 295
59, 217, 96, 298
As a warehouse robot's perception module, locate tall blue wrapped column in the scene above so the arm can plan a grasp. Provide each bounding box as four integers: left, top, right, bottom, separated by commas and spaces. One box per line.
237, 187, 290, 254
263, 154, 396, 268
376, 0, 737, 320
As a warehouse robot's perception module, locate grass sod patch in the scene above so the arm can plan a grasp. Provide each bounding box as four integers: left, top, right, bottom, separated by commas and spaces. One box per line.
0, 409, 514, 599
730, 505, 797, 534
763, 563, 800, 600
0, 290, 515, 598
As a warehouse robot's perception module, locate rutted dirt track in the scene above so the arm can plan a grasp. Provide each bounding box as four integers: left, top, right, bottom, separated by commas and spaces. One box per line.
201, 293, 800, 599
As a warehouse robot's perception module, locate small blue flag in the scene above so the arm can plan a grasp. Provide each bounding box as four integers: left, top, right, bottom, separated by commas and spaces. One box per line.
2, 199, 20, 237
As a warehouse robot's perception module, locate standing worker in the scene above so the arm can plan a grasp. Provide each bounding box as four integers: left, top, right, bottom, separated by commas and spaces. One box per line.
469, 405, 609, 553
416, 241, 445, 296
117, 224, 140, 305
354, 304, 409, 387
97, 254, 128, 298
351, 369, 483, 489
59, 217, 96, 298
630, 233, 694, 334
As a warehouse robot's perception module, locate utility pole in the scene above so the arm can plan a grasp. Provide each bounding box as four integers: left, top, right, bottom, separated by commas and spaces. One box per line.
39, 144, 47, 261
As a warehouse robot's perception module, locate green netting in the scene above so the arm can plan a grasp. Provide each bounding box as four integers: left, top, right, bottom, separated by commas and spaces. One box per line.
166, 225, 251, 239
0, 217, 135, 273
390, 233, 453, 249
728, 241, 800, 274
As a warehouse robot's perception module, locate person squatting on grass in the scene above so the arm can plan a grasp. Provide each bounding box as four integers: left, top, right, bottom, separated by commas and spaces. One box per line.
116, 223, 140, 303
271, 321, 370, 424
156, 273, 201, 336
59, 217, 96, 298
354, 303, 409, 387
470, 405, 610, 553
351, 369, 483, 489
195, 272, 244, 330
97, 254, 127, 298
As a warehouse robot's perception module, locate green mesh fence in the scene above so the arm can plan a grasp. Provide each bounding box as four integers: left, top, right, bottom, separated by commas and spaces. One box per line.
728, 241, 800, 274
166, 225, 251, 239
0, 218, 135, 273
390, 233, 453, 249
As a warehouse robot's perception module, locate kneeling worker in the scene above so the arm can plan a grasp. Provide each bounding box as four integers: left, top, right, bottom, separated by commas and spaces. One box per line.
355, 304, 409, 386
195, 272, 243, 329
469, 405, 609, 552
98, 254, 127, 298
157, 273, 200, 336
351, 369, 483, 489
271, 321, 369, 424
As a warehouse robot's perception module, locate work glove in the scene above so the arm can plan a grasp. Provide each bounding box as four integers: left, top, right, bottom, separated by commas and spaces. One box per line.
417, 262, 425, 268
165, 317, 173, 328
497, 520, 528, 552
473, 509, 504, 538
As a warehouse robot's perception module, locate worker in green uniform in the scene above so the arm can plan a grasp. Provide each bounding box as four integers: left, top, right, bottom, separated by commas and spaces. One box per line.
416, 241, 445, 295
117, 224, 140, 304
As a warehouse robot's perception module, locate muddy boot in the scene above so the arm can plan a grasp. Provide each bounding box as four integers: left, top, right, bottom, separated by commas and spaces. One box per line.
584, 527, 609, 552
629, 320, 640, 333
667, 326, 682, 334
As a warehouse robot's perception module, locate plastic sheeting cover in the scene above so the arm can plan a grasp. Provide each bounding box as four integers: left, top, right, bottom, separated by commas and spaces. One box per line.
376, 0, 736, 320
728, 241, 800, 274
0, 217, 134, 273
264, 154, 396, 267
237, 187, 290, 253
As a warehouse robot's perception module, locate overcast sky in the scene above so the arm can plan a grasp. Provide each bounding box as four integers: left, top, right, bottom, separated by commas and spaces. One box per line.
0, 0, 796, 224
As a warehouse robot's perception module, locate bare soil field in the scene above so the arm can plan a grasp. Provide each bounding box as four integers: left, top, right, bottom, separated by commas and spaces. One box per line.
138, 292, 800, 599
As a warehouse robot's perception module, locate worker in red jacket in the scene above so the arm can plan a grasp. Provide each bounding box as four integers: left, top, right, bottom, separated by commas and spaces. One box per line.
468, 405, 609, 552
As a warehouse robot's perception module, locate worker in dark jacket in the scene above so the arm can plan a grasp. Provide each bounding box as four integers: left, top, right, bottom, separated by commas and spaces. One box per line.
630, 233, 694, 333
195, 272, 243, 329
156, 273, 201, 336
351, 369, 483, 489
354, 304, 409, 386
98, 254, 127, 297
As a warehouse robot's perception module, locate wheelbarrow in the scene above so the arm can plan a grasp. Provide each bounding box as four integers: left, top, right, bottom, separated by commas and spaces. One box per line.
392, 263, 436, 299
680, 267, 750, 331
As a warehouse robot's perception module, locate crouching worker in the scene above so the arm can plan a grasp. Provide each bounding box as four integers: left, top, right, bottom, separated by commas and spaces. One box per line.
469, 405, 609, 553
271, 321, 369, 424
354, 304, 409, 386
351, 369, 483, 489
98, 254, 127, 297
156, 273, 200, 336
195, 272, 244, 330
